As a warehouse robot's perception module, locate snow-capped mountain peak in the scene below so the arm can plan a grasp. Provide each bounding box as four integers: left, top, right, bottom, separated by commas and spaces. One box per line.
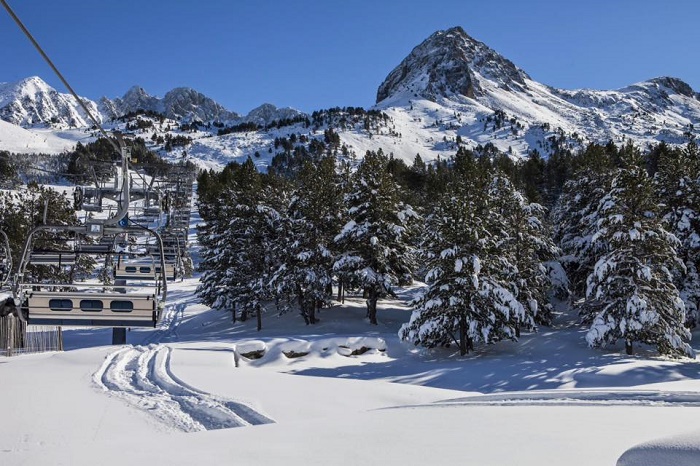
645, 76, 697, 99
370, 27, 700, 163
377, 26, 530, 104
104, 86, 240, 122
161, 87, 240, 122
120, 85, 160, 111
0, 75, 100, 127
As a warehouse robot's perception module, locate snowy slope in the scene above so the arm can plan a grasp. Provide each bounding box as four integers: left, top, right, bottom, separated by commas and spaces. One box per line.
0, 118, 87, 154
3, 272, 700, 465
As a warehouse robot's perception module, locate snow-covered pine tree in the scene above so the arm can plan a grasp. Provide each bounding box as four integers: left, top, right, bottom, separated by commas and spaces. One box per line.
489, 175, 560, 327
270, 155, 343, 324
197, 158, 285, 330
197, 160, 260, 321
399, 152, 527, 355
553, 146, 616, 297
653, 142, 700, 327
196, 186, 237, 314
582, 147, 693, 357
334, 149, 418, 325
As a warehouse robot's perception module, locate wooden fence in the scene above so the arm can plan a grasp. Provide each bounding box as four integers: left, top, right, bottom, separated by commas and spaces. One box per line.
0, 314, 62, 356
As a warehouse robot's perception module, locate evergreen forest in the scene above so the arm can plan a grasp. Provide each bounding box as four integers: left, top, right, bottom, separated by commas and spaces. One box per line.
196, 140, 700, 358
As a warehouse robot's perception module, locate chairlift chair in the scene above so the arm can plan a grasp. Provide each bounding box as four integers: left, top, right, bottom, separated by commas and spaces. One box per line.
13, 223, 168, 328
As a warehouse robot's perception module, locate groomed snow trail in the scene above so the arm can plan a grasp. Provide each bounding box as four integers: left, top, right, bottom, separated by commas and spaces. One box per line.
93, 345, 274, 432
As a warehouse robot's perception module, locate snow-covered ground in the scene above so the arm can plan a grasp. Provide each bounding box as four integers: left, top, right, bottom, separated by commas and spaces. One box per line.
0, 119, 88, 154
2, 206, 700, 466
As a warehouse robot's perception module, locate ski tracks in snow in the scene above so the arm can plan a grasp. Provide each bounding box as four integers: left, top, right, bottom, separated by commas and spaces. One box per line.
140, 301, 184, 346
93, 345, 274, 432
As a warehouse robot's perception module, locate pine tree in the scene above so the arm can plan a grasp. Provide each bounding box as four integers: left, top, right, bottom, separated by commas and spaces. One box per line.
553, 148, 616, 297
582, 149, 692, 357
399, 161, 527, 355
490, 175, 561, 327
197, 158, 281, 330
196, 185, 240, 316
270, 155, 343, 324
653, 142, 700, 327
334, 150, 418, 324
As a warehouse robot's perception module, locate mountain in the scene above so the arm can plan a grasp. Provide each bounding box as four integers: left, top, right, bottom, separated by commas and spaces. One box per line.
377, 26, 529, 103
0, 26, 698, 169
0, 76, 101, 127
374, 26, 700, 153
160, 27, 700, 170
0, 77, 309, 131
243, 103, 305, 127
101, 85, 241, 122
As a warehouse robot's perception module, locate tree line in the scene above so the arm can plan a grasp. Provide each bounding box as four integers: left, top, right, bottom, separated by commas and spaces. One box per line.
196, 140, 700, 358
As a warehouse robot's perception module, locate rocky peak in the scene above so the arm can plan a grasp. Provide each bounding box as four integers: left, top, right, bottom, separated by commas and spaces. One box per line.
120, 85, 159, 111
243, 103, 305, 126
103, 86, 240, 122
648, 77, 697, 99
376, 26, 530, 104
162, 87, 239, 122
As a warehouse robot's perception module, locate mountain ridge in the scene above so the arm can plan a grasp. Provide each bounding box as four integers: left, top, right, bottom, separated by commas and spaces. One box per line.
0, 26, 698, 169
0, 77, 303, 128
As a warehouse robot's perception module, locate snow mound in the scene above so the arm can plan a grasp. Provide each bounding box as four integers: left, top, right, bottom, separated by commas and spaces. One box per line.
337, 336, 387, 356
617, 430, 700, 466
235, 340, 267, 359
278, 339, 312, 358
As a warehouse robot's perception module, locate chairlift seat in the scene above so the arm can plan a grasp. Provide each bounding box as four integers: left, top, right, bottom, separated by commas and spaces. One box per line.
114, 262, 175, 281
76, 244, 113, 254
22, 290, 158, 327
29, 252, 77, 266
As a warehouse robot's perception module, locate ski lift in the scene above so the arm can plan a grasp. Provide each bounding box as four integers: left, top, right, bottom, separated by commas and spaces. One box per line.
13, 143, 168, 328
13, 223, 167, 328
81, 186, 103, 212
0, 0, 174, 334
114, 260, 175, 282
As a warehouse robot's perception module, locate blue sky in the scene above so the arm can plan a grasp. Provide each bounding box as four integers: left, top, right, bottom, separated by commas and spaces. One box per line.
1, 0, 698, 114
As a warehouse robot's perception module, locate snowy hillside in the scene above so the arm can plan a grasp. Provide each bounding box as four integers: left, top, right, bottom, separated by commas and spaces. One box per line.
1, 26, 700, 170
374, 27, 700, 159
0, 118, 87, 154
0, 76, 101, 128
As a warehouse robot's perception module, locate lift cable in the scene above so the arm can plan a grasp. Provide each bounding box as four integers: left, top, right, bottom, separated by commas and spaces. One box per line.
1, 0, 135, 226
1, 0, 181, 194
0, 0, 119, 154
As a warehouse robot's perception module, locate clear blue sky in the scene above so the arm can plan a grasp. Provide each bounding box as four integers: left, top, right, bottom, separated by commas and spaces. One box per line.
1, 0, 698, 115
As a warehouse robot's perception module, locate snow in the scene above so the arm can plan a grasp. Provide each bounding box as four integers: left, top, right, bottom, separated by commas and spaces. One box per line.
2, 192, 700, 466
617, 430, 700, 466
0, 119, 85, 154
3, 288, 700, 465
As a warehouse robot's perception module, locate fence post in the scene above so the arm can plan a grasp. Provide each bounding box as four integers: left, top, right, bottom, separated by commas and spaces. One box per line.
6, 316, 13, 357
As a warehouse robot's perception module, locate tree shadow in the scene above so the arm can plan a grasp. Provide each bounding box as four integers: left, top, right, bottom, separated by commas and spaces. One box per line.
291, 326, 700, 393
